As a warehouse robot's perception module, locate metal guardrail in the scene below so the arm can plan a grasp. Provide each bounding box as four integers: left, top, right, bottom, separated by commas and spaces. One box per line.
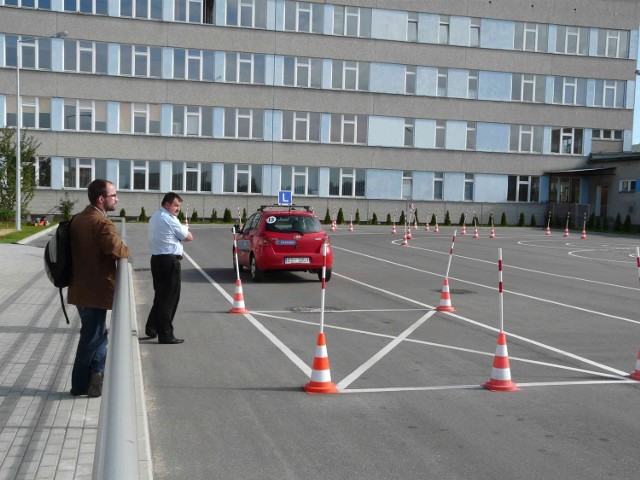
92, 218, 139, 479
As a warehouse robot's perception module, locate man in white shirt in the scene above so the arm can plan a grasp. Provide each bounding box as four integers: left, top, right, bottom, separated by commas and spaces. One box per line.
145, 192, 193, 344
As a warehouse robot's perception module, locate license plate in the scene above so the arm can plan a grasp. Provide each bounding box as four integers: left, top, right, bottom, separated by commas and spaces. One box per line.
276, 239, 297, 245
285, 257, 310, 264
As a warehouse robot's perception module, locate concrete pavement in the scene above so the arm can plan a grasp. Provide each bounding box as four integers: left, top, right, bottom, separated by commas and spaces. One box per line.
0, 228, 151, 480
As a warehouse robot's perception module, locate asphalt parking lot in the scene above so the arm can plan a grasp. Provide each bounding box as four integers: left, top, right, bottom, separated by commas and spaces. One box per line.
127, 222, 640, 480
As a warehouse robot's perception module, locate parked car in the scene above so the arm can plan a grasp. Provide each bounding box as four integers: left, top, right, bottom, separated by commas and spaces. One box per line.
232, 205, 333, 282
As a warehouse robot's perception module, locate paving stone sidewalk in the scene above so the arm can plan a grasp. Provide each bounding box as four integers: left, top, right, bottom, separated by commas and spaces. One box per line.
0, 234, 151, 480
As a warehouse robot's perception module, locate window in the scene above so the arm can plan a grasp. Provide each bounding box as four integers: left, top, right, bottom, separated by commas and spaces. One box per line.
550, 177, 580, 204
333, 5, 371, 38
594, 80, 625, 108
172, 162, 213, 192
404, 119, 414, 147
119, 0, 162, 19
438, 15, 450, 44
114, 160, 161, 190
470, 18, 480, 47
597, 29, 629, 59
223, 108, 264, 139
225, 52, 266, 84
284, 1, 324, 33
35, 157, 52, 188
5, 96, 51, 129
514, 22, 548, 52
223, 164, 262, 193
119, 103, 161, 135
466, 122, 476, 150
512, 74, 544, 103
280, 166, 319, 195
405, 65, 416, 94
553, 77, 587, 105
226, 0, 267, 28
508, 175, 540, 202
63, 158, 107, 189
63, 100, 107, 132
434, 172, 444, 200
509, 125, 543, 153
437, 68, 448, 97
551, 127, 584, 155
174, 0, 202, 23
468, 70, 478, 99
407, 12, 418, 42
173, 49, 215, 81
63, 40, 108, 74
282, 111, 321, 142
329, 114, 367, 144
6, 0, 52, 9
464, 174, 474, 201
435, 120, 446, 149
172, 105, 214, 137
331, 61, 369, 91
592, 129, 623, 140
120, 45, 163, 78
402, 171, 412, 199
64, 0, 108, 14
5, 35, 53, 71
619, 180, 636, 193
329, 168, 365, 197
556, 26, 589, 55
283, 56, 322, 88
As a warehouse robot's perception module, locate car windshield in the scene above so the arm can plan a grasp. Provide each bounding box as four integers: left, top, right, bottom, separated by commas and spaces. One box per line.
264, 215, 323, 234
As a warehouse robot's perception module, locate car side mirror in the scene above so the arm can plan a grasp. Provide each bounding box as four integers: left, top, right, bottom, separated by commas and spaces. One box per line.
233, 224, 242, 233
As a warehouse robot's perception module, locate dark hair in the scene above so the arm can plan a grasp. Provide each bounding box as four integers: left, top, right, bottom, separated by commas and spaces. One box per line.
88, 179, 112, 205
161, 192, 183, 207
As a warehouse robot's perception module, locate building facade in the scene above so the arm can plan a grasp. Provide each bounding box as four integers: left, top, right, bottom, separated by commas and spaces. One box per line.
0, 0, 638, 224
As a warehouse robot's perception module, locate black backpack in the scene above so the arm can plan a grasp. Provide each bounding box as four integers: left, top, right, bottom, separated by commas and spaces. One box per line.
44, 217, 74, 324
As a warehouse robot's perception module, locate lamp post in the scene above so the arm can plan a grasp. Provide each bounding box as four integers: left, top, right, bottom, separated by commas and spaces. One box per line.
15, 30, 68, 231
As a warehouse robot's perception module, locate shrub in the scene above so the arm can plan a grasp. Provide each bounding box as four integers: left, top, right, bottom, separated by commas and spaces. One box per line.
191, 210, 199, 222
337, 207, 345, 224
399, 210, 405, 225
458, 213, 465, 226
119, 208, 126, 218
223, 208, 233, 223
355, 208, 360, 224
385, 213, 392, 225
210, 208, 217, 223
518, 212, 525, 227
58, 192, 77, 222
242, 208, 247, 223
324, 208, 331, 224
371, 212, 378, 225
177, 211, 185, 223
138, 206, 148, 223
444, 211, 451, 226
500, 212, 508, 226
624, 214, 632, 233
529, 214, 536, 227
614, 213, 622, 231
430, 213, 437, 225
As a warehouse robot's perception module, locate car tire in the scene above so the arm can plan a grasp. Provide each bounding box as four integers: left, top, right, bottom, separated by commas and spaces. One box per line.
232, 251, 243, 271
250, 255, 265, 282
317, 268, 332, 282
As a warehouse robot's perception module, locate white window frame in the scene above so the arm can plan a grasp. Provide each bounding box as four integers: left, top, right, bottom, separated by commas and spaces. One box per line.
224, 108, 263, 139
407, 12, 418, 42
64, 157, 95, 189
466, 122, 476, 150
508, 175, 540, 202
402, 171, 412, 199
470, 18, 480, 47
11, 96, 51, 130
438, 15, 450, 44
281, 166, 318, 196
330, 114, 366, 144
64, 99, 106, 132
551, 127, 584, 155
434, 172, 444, 200
223, 163, 262, 194
329, 167, 365, 197
404, 119, 414, 147
435, 120, 446, 149
437, 68, 447, 97
405, 65, 416, 94
557, 26, 589, 55
619, 180, 636, 193
464, 174, 474, 201
468, 70, 478, 99
594, 80, 625, 108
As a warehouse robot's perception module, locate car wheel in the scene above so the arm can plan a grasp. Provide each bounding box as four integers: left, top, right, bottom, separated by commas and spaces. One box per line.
250, 255, 265, 282
232, 251, 243, 271
317, 268, 332, 282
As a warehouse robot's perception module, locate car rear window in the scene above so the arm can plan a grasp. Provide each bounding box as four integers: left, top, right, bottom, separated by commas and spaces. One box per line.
264, 215, 323, 234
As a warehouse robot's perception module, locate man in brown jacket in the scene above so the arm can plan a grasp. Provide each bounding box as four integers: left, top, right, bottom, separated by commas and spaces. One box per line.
68, 179, 130, 397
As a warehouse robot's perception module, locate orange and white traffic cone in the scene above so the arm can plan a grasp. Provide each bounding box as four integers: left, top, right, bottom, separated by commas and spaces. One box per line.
434, 222, 439, 233
629, 350, 640, 381
545, 225, 551, 236
490, 226, 496, 239
406, 226, 412, 240
229, 279, 249, 314
473, 226, 479, 239
349, 220, 353, 232
303, 332, 338, 394
391, 224, 397, 234
461, 224, 467, 235
581, 227, 586, 240
435, 278, 454, 312
414, 219, 418, 230
330, 220, 337, 232
400, 232, 408, 246
563, 226, 569, 237
483, 332, 519, 392
424, 222, 430, 232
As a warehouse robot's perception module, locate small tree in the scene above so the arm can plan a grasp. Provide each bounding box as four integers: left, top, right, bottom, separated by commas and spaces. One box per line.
529, 214, 537, 227
623, 214, 632, 233
337, 207, 345, 224
587, 212, 595, 229
191, 210, 199, 223
385, 213, 392, 225
58, 192, 77, 222
444, 210, 451, 226
209, 208, 217, 223
223, 208, 233, 223
500, 212, 508, 226
177, 210, 185, 223
458, 213, 465, 226
0, 127, 40, 219
355, 208, 360, 223
399, 210, 405, 224
614, 213, 622, 231
371, 212, 378, 225
430, 213, 437, 225
414, 209, 419, 225
518, 212, 525, 227
324, 208, 331, 224
119, 208, 126, 218
242, 208, 247, 223
138, 206, 148, 222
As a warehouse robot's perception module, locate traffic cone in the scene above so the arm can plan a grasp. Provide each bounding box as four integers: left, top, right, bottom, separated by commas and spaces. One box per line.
330, 220, 337, 232
424, 222, 430, 232
461, 224, 467, 235
563, 226, 569, 238
473, 226, 479, 239
434, 223, 440, 233
349, 221, 353, 232
581, 227, 586, 240
303, 332, 338, 394
414, 219, 418, 230
229, 279, 249, 314
545, 225, 551, 236
489, 227, 496, 239
629, 350, 640, 381
391, 224, 397, 234
400, 232, 408, 246
435, 278, 454, 312
406, 227, 412, 240
483, 332, 519, 392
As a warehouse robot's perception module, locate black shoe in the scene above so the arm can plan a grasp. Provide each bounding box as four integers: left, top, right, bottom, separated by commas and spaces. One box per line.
87, 372, 103, 397
70, 388, 87, 396
145, 326, 157, 339
158, 337, 184, 344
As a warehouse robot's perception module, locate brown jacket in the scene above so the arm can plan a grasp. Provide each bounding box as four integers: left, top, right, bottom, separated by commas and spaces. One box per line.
68, 206, 130, 309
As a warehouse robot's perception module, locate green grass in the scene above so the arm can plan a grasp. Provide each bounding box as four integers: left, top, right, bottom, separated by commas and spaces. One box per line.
0, 223, 54, 243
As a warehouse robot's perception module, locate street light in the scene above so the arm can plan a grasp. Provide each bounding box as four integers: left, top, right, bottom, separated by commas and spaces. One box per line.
15, 30, 68, 231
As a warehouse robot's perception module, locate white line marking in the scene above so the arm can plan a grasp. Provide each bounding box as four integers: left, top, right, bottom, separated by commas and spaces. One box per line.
183, 252, 311, 377
336, 311, 436, 390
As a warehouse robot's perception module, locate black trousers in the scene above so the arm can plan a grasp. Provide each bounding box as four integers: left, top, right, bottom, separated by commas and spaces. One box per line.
146, 254, 182, 340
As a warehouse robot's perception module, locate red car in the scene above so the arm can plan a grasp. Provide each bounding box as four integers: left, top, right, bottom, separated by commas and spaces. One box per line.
233, 205, 333, 282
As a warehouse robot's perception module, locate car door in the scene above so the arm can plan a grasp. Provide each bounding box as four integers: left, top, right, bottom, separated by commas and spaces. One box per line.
238, 213, 259, 266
